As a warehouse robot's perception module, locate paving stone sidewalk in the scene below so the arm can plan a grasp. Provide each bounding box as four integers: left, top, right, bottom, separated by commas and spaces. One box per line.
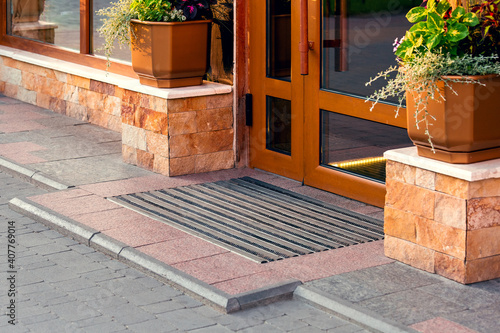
0, 170, 372, 332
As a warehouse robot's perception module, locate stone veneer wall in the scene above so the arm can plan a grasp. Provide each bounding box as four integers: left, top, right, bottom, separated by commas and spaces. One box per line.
121, 93, 234, 176
384, 157, 500, 284
0, 56, 123, 131
0, 54, 235, 176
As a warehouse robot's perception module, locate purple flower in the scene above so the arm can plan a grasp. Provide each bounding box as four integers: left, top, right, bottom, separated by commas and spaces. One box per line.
174, 0, 217, 20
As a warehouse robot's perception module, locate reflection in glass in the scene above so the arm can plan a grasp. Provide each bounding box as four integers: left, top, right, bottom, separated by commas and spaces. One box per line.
321, 0, 417, 102
9, 0, 80, 50
267, 96, 292, 155
321, 111, 412, 182
94, 0, 132, 62
267, 0, 291, 80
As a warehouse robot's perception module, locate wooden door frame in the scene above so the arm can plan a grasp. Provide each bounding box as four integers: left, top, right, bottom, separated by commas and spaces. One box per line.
248, 0, 304, 181
302, 0, 407, 207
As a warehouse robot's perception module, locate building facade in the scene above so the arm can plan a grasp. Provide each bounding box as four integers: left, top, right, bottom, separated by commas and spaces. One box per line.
0, 0, 419, 207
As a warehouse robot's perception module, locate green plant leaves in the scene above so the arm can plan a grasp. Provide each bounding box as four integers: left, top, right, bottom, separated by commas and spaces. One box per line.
447, 22, 469, 42
407, 7, 427, 23
427, 12, 445, 31
462, 12, 480, 26
397, 1, 480, 63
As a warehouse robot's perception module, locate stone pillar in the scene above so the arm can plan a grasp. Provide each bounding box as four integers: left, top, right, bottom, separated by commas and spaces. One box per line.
384, 147, 500, 284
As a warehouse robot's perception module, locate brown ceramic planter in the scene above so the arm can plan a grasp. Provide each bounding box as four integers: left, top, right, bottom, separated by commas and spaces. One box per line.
406, 75, 500, 164
130, 19, 211, 88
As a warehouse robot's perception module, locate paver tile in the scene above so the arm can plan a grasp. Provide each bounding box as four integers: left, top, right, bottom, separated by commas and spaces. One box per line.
410, 317, 479, 333
136, 235, 229, 265
103, 219, 187, 247
172, 252, 271, 285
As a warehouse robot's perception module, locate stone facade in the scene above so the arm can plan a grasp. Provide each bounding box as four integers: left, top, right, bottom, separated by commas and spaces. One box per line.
121, 93, 235, 176
0, 55, 235, 177
384, 157, 500, 284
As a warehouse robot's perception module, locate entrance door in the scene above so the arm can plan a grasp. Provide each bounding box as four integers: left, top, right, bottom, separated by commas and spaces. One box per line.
249, 0, 415, 207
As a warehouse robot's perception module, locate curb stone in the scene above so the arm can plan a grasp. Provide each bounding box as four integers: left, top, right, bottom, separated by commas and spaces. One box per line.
294, 285, 419, 333
7, 196, 302, 314
0, 157, 70, 191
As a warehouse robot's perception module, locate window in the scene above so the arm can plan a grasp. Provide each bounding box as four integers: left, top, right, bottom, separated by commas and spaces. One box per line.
2, 1, 234, 81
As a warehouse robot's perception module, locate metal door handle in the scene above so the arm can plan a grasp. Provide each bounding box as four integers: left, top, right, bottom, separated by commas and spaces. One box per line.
299, 0, 309, 75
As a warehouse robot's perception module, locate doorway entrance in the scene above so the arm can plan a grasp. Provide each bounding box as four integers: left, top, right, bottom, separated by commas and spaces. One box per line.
249, 0, 416, 207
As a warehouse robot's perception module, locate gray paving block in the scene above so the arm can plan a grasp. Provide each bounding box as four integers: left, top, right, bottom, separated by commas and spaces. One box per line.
140, 299, 187, 314
419, 279, 500, 311
125, 289, 176, 306
189, 324, 235, 333
307, 262, 441, 303
236, 323, 284, 333
99, 303, 156, 325
291, 325, 325, 333
54, 277, 98, 292
157, 308, 218, 331
48, 302, 103, 322
358, 288, 470, 326
79, 321, 129, 333
265, 315, 310, 331
294, 285, 418, 333
442, 303, 500, 333
18, 312, 58, 326
118, 246, 237, 312
68, 286, 115, 302
86, 295, 130, 310
80, 268, 126, 283
97, 276, 151, 297
301, 313, 349, 330
29, 264, 80, 283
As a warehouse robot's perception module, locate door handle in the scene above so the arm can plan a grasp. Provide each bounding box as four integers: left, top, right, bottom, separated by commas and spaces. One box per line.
299, 0, 309, 75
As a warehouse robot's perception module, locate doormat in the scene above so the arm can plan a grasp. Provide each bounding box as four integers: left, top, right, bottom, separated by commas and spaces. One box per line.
108, 177, 384, 263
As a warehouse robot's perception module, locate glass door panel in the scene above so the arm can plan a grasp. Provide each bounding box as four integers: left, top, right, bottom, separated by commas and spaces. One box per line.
303, 0, 418, 206
267, 0, 291, 81
316, 1, 417, 184
321, 0, 417, 102
320, 111, 412, 182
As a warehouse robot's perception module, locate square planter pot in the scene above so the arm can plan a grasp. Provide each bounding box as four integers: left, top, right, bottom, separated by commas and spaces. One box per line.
406, 75, 500, 163
130, 19, 211, 88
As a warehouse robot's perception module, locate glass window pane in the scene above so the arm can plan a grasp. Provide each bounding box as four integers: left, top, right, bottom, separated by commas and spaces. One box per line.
10, 0, 80, 50
93, 0, 131, 63
267, 96, 292, 155
321, 0, 417, 102
267, 0, 291, 81
321, 111, 412, 182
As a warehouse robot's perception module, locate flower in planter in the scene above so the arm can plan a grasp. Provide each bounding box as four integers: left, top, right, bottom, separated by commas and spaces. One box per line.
366, 0, 500, 150
97, 0, 218, 67
174, 0, 217, 20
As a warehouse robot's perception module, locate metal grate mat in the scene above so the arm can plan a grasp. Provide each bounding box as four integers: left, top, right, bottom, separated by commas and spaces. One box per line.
108, 177, 384, 263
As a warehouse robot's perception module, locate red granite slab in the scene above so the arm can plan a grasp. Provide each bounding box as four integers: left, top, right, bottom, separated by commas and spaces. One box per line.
0, 103, 47, 113
136, 236, 230, 265
29, 189, 94, 205
172, 252, 272, 285
72, 208, 154, 231
410, 317, 479, 333
267, 241, 393, 282
0, 121, 47, 133
212, 270, 293, 295
78, 168, 264, 198
0, 111, 51, 122
29, 194, 120, 217
103, 220, 188, 247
